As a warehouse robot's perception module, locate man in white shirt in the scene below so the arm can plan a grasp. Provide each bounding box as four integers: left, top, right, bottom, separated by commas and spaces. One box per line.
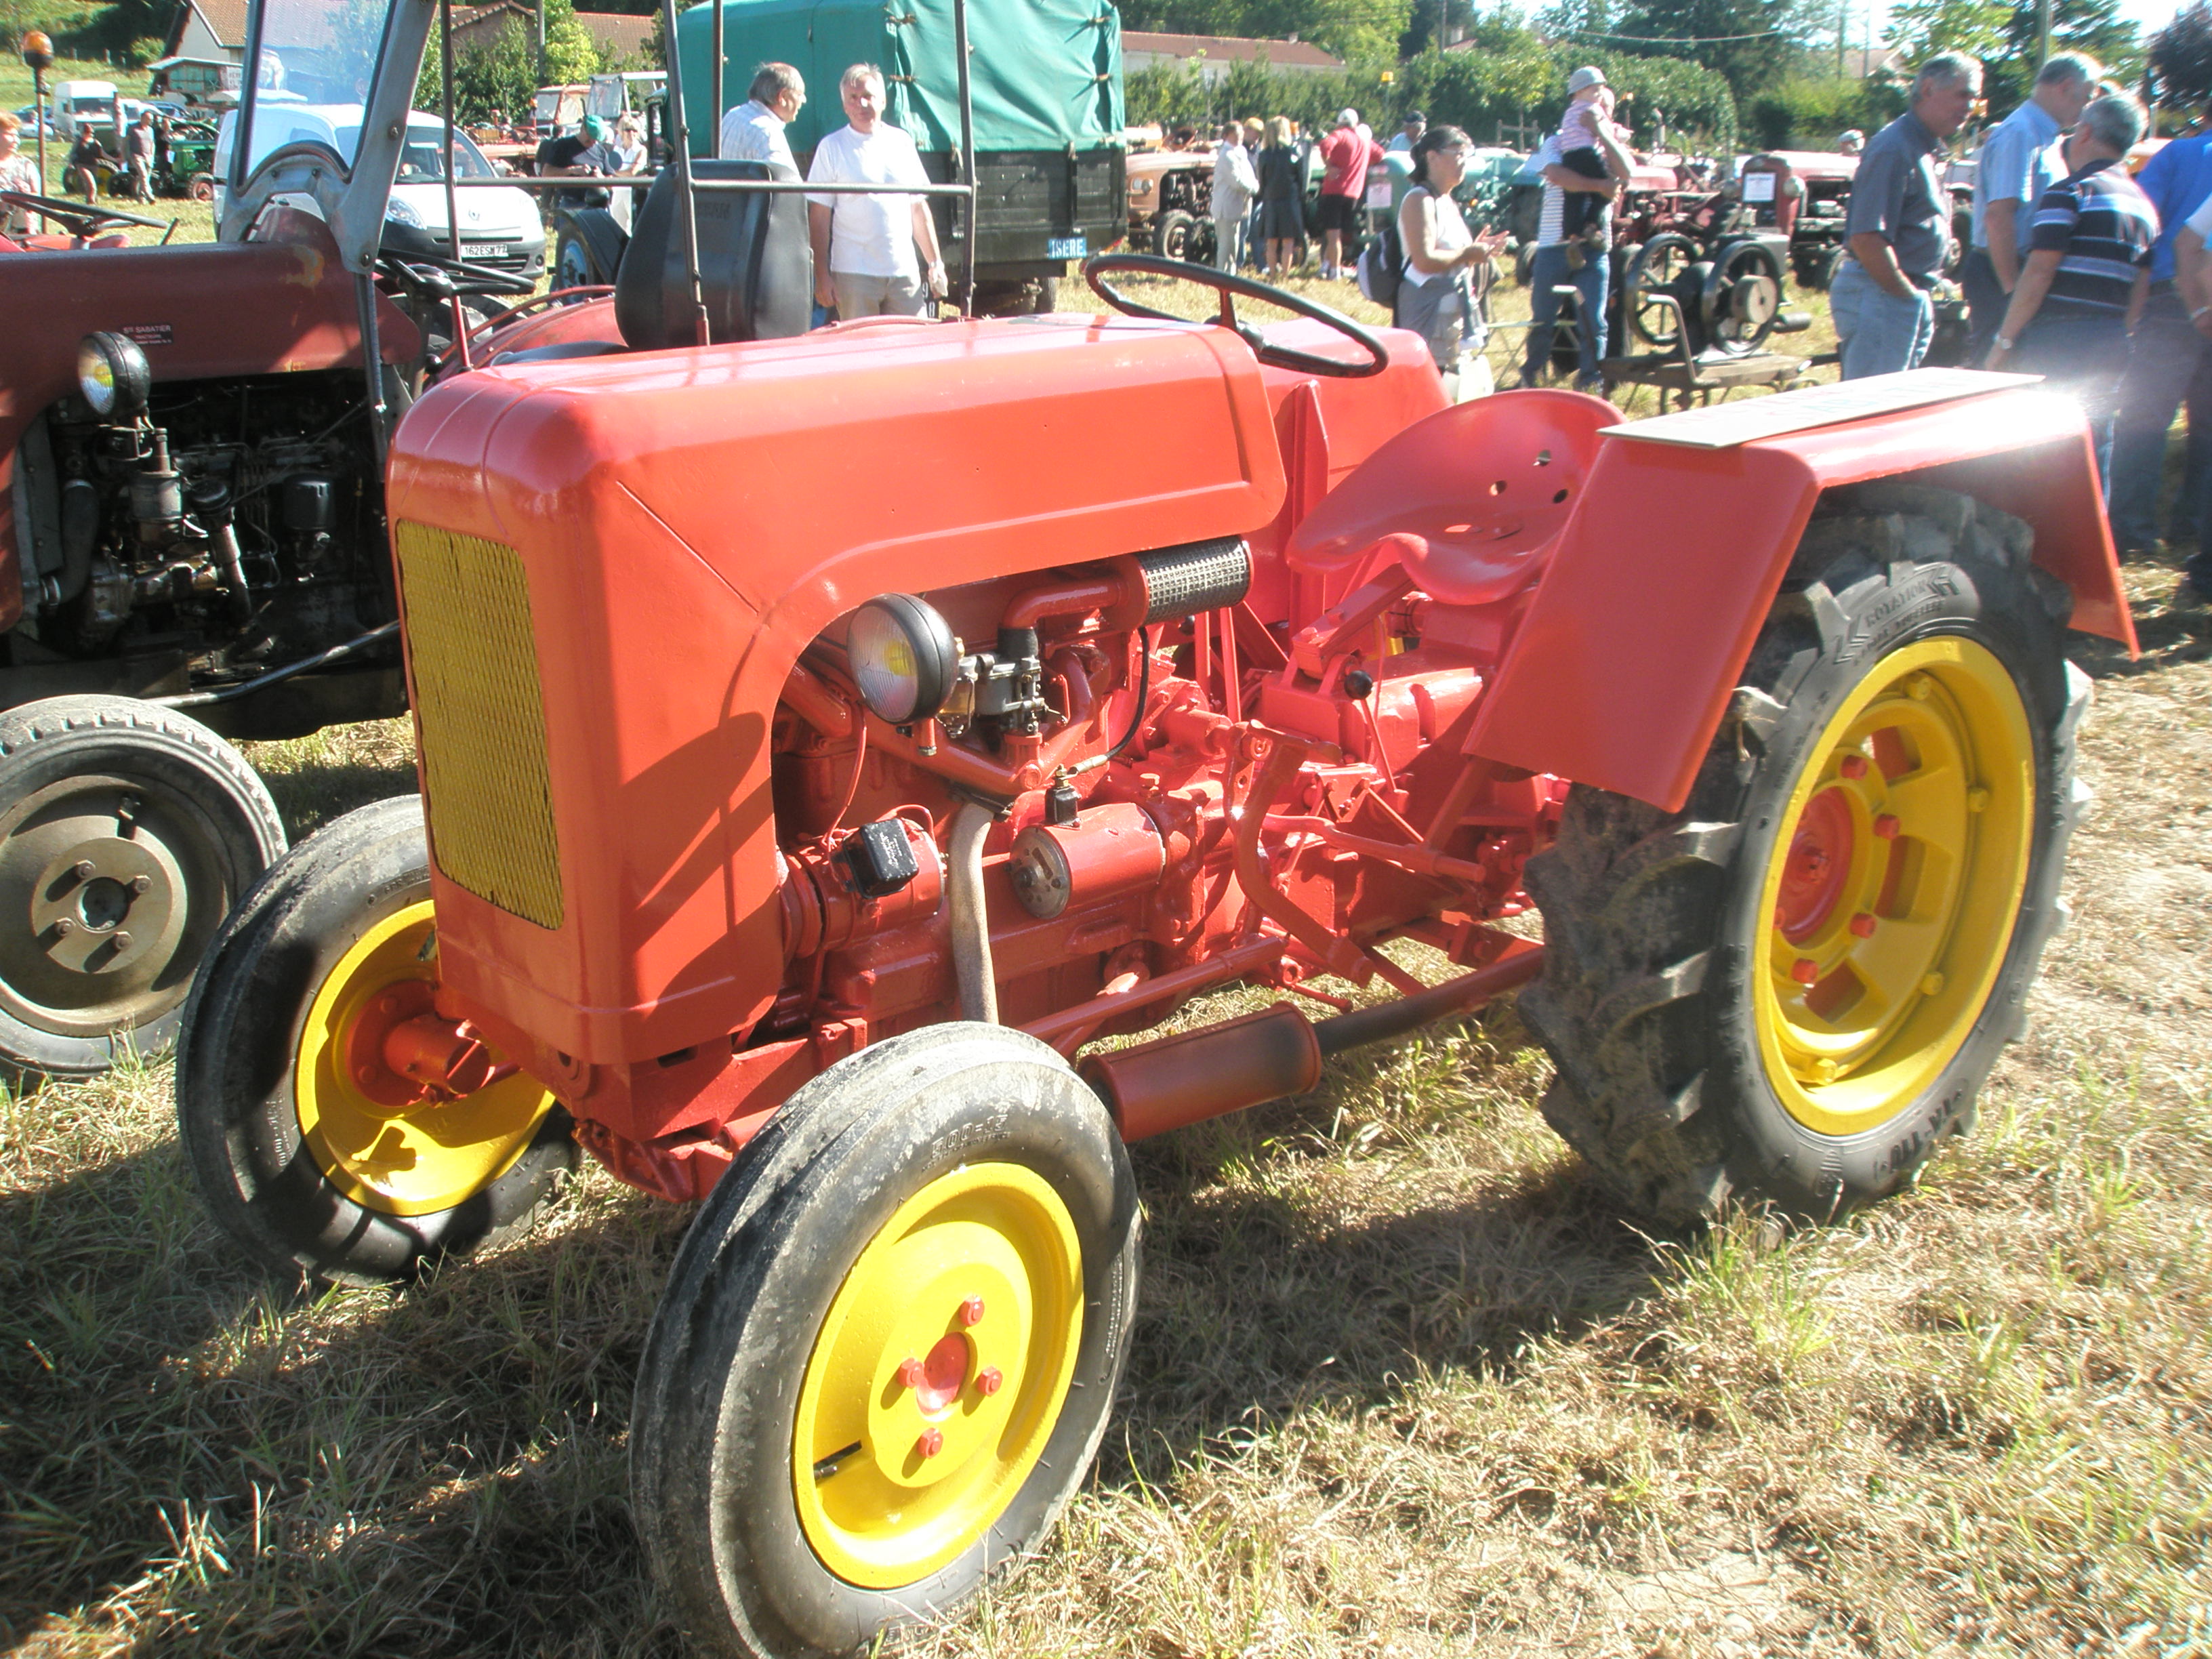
805, 63, 947, 318
718, 62, 804, 171
1210, 120, 1258, 272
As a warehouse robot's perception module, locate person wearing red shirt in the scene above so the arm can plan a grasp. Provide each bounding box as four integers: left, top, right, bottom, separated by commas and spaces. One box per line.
1317, 108, 1378, 281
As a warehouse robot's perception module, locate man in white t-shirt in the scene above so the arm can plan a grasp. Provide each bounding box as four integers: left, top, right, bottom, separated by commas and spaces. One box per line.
805, 63, 947, 318
719, 61, 804, 171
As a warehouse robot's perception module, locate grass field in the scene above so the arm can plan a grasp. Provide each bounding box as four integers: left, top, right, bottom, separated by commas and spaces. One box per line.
0, 223, 2205, 1656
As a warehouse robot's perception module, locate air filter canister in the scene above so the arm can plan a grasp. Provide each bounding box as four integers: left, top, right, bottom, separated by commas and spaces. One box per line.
1134, 538, 1251, 623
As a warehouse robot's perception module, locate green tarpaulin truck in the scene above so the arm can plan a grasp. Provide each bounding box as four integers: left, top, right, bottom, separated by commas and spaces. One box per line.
674, 0, 1126, 310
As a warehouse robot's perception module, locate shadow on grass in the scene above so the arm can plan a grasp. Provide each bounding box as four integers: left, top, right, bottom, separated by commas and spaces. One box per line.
0, 1133, 691, 1656
1102, 1060, 1667, 1493
254, 756, 421, 842
0, 1019, 1663, 1656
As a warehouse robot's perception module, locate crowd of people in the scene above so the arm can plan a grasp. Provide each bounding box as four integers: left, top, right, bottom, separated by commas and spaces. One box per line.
1838, 48, 2207, 603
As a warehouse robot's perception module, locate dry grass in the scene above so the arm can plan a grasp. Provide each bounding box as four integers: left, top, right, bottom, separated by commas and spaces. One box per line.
1, 293, 2207, 1659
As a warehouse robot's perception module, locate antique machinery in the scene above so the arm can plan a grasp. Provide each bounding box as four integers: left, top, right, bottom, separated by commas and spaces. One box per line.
172, 7, 2134, 1654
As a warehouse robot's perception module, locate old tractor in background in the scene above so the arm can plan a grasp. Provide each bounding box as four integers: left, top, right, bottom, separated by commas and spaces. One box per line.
170, 12, 2127, 1659
0, 0, 550, 1078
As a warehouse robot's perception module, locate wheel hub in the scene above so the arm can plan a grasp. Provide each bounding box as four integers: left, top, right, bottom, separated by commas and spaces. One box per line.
1753, 638, 2035, 1136
294, 901, 555, 1216
794, 1162, 1083, 1588
0, 779, 201, 1036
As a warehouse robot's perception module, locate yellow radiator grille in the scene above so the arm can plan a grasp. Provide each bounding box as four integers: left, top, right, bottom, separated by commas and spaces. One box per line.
393, 522, 564, 930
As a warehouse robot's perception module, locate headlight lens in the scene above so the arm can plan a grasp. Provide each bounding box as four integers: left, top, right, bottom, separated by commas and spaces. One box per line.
75, 331, 150, 421
384, 198, 424, 227
848, 594, 957, 725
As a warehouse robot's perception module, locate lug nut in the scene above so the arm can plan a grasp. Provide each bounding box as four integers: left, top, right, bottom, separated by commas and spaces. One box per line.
73, 859, 95, 880
1921, 972, 1946, 997
129, 874, 151, 894
1790, 958, 1819, 986
53, 918, 75, 936
1849, 913, 1876, 938
896, 1357, 925, 1391
958, 1296, 985, 1328
1967, 787, 1990, 814
976, 1367, 1004, 1397
1873, 814, 1901, 840
355, 1064, 379, 1084
110, 931, 129, 948
1839, 754, 1868, 779
916, 1427, 943, 1459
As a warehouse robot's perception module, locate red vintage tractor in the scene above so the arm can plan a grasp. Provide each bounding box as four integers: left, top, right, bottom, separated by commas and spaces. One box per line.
177, 264, 2131, 1659
171, 5, 2131, 1656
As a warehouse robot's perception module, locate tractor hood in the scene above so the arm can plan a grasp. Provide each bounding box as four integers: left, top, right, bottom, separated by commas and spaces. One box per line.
383, 313, 1288, 1073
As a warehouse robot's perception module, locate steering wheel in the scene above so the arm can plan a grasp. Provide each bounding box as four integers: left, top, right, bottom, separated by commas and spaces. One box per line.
1, 189, 170, 239
1083, 253, 1389, 378
377, 247, 538, 300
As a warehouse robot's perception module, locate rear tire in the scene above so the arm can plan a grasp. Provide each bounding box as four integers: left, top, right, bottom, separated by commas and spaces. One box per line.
177, 796, 575, 1284
633, 1023, 1141, 1658
0, 695, 285, 1078
1521, 484, 2087, 1225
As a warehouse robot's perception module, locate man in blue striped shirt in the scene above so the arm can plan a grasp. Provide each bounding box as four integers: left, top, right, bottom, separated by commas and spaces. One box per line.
1966, 53, 2101, 363
2108, 102, 2212, 556
1987, 94, 2157, 481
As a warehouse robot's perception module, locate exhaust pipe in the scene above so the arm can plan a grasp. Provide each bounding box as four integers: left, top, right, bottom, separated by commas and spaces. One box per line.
1082, 947, 1543, 1141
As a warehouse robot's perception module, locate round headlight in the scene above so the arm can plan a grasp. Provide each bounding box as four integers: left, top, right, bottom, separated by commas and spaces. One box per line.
75, 331, 151, 422
848, 594, 957, 725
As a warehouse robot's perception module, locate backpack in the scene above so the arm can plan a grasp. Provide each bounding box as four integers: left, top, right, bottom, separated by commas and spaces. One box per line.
1357, 217, 1403, 310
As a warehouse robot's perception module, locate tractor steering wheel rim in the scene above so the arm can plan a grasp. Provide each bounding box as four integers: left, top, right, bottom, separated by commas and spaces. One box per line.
1082, 253, 1390, 378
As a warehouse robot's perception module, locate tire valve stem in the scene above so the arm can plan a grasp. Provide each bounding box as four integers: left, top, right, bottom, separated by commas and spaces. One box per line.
812, 1440, 863, 1482
1921, 972, 1946, 997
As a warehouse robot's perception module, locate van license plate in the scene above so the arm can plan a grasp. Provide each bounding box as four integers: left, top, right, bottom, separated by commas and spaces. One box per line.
462, 243, 507, 260
1048, 237, 1087, 259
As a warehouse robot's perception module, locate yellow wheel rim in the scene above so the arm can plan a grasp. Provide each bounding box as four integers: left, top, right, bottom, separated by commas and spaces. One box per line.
792, 1162, 1084, 1589
294, 901, 556, 1216
1753, 638, 2036, 1138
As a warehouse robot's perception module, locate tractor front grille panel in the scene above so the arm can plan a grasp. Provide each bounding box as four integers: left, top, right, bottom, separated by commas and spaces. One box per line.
392, 522, 565, 930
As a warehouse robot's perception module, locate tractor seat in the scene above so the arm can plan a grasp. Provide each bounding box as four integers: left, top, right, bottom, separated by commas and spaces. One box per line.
487, 162, 813, 368
614, 159, 812, 350
1285, 389, 1615, 607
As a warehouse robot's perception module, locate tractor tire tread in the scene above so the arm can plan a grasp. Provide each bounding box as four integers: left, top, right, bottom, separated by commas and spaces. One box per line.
1519, 488, 2081, 1227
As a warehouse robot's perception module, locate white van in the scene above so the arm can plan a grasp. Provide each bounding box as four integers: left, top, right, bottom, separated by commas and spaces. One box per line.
214, 104, 546, 279
49, 79, 118, 138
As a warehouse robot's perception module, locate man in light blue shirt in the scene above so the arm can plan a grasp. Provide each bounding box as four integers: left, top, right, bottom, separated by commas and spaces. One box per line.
1964, 52, 2100, 361
2109, 108, 2212, 554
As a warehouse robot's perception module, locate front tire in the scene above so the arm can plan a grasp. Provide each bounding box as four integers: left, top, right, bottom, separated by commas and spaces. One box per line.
1521, 483, 2087, 1225
177, 795, 575, 1284
0, 695, 286, 1078
633, 1023, 1141, 1659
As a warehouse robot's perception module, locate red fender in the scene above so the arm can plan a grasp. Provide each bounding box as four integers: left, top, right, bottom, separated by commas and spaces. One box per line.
1467, 373, 2134, 812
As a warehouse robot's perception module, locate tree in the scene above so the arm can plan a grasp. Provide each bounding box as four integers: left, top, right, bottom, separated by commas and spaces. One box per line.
2150, 0, 2212, 109
544, 0, 602, 84
1607, 0, 1814, 102
1885, 0, 2010, 62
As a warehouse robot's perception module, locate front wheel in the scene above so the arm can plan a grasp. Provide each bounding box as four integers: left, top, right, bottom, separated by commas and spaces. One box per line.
1521, 483, 2086, 1225
0, 695, 286, 1078
177, 795, 575, 1284
633, 1023, 1141, 1658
